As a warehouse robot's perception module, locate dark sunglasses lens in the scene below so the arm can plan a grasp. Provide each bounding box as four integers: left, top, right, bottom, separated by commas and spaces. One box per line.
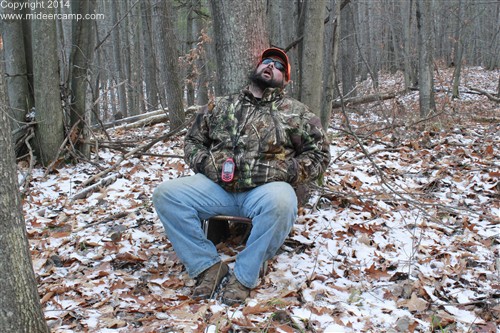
274, 62, 285, 71
262, 58, 285, 71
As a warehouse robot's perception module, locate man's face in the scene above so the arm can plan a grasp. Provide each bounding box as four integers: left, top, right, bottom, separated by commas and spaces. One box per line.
250, 57, 286, 89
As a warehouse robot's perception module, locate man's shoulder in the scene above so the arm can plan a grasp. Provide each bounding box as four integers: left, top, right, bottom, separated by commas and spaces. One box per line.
280, 96, 314, 116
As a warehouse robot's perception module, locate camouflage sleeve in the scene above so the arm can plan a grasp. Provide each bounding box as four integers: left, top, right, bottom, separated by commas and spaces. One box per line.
288, 113, 331, 185
184, 105, 211, 173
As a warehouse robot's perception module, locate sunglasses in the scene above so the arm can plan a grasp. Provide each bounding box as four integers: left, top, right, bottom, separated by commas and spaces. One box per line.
261, 58, 286, 72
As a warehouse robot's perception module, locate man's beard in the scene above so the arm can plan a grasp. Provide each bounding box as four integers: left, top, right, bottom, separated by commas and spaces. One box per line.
249, 68, 284, 90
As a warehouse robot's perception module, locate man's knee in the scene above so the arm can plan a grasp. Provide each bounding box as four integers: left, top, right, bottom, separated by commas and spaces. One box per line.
153, 179, 177, 207
268, 182, 297, 207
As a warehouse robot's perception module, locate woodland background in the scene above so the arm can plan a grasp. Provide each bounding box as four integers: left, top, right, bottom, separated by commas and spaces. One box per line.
0, 0, 499, 332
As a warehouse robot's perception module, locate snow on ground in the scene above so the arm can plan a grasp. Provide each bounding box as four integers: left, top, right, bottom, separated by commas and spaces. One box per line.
22, 67, 499, 332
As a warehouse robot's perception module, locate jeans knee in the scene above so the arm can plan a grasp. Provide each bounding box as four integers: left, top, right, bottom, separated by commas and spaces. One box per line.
152, 181, 173, 207
267, 183, 297, 212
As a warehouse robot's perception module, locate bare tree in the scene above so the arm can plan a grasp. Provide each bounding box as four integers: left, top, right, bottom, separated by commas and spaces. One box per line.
110, 1, 127, 118
0, 102, 49, 333
321, 0, 342, 129
140, 0, 160, 111
31, 4, 65, 165
0, 0, 33, 144
300, 0, 326, 118
340, 1, 357, 98
151, 0, 185, 129
452, 0, 465, 99
193, 0, 210, 106
70, 0, 97, 158
416, 0, 436, 118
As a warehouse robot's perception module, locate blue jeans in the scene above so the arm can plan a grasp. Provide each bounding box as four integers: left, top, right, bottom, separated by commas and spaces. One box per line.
152, 173, 297, 288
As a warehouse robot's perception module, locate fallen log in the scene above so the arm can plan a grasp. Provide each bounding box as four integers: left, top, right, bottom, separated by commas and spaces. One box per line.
331, 91, 398, 108
72, 174, 118, 200
467, 86, 500, 103
97, 109, 166, 129
113, 113, 168, 130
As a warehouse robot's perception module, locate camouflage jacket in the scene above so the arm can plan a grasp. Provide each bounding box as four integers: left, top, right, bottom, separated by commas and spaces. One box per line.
184, 87, 331, 192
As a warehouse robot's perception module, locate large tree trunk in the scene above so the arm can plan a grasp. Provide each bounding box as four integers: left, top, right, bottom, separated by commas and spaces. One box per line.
209, 0, 268, 95
0, 1, 34, 144
31, 4, 65, 166
70, 0, 97, 158
151, 0, 185, 129
0, 95, 49, 333
417, 0, 435, 118
300, 0, 326, 118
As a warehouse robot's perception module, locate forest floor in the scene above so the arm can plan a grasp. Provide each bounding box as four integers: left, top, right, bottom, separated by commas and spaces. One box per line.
22, 66, 499, 333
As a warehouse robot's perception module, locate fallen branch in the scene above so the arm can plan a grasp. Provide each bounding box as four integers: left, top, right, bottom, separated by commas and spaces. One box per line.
80, 116, 193, 188
331, 91, 399, 108
97, 109, 166, 129
72, 174, 118, 200
113, 113, 168, 130
467, 86, 500, 102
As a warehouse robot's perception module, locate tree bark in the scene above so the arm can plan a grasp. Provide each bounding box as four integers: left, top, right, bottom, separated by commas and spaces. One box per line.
151, 0, 185, 129
70, 0, 97, 158
340, 1, 357, 97
0, 93, 49, 333
321, 0, 341, 129
208, 0, 268, 95
110, 0, 127, 117
267, 0, 300, 98
140, 0, 160, 112
452, 0, 464, 99
300, 0, 326, 117
0, 0, 34, 144
31, 3, 65, 166
416, 0, 435, 118
193, 0, 210, 105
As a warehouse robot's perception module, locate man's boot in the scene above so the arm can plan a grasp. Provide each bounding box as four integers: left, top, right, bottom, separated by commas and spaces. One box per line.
221, 274, 251, 306
192, 262, 229, 300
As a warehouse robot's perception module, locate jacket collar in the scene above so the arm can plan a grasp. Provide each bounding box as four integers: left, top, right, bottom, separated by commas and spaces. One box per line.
240, 87, 284, 104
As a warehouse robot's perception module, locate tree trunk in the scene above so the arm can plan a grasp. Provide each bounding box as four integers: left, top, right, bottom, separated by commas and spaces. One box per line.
193, 0, 209, 106
70, 0, 96, 158
151, 0, 185, 129
140, 0, 160, 112
452, 0, 464, 99
400, 0, 414, 89
208, 0, 269, 95
0, 97, 49, 333
417, 0, 435, 118
0, 1, 34, 145
31, 4, 65, 166
127, 0, 142, 116
300, 0, 326, 117
185, 1, 196, 107
110, 0, 127, 118
340, 1, 357, 97
267, 0, 300, 98
321, 0, 341, 129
